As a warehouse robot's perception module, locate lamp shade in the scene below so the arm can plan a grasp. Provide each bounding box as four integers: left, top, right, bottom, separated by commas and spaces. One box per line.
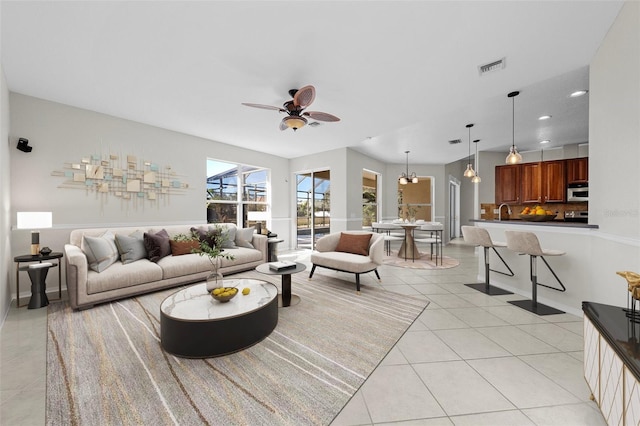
17, 212, 52, 229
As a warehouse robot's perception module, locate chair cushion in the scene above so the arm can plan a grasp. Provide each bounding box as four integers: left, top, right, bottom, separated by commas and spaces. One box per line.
335, 233, 372, 256
311, 251, 377, 274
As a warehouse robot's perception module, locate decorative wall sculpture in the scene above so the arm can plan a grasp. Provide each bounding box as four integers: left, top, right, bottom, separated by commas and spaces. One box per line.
52, 153, 189, 203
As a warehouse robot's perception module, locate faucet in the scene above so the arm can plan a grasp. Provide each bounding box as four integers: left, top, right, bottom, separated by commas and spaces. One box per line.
498, 203, 512, 221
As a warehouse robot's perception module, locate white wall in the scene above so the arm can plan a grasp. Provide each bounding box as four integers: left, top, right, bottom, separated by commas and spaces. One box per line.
590, 1, 640, 240
0, 64, 12, 324
9, 94, 291, 302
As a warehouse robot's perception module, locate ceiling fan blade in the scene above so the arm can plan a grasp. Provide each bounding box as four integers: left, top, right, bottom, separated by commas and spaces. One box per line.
241, 103, 285, 112
302, 111, 341, 122
293, 85, 315, 108
279, 119, 288, 131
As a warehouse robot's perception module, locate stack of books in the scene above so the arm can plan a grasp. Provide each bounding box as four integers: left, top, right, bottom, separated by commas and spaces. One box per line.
268, 260, 297, 271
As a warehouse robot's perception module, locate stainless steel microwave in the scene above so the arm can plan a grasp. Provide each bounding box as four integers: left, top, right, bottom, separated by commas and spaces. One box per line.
567, 183, 588, 202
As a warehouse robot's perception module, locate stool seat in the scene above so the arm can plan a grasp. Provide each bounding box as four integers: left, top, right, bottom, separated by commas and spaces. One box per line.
505, 231, 566, 316
461, 226, 513, 295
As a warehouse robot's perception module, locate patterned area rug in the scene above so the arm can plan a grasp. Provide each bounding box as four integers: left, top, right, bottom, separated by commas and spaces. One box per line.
46, 270, 428, 425
383, 251, 460, 269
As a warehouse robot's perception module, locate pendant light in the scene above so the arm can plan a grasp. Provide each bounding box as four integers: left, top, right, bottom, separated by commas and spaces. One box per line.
505, 91, 523, 164
471, 139, 482, 183
463, 123, 476, 178
398, 150, 418, 185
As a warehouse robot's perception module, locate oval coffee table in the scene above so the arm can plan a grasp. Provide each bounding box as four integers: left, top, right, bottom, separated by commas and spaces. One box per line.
160, 278, 278, 358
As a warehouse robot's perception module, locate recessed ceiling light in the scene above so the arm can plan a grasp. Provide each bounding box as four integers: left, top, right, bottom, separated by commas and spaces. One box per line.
540, 140, 550, 144
570, 90, 588, 97
538, 115, 552, 120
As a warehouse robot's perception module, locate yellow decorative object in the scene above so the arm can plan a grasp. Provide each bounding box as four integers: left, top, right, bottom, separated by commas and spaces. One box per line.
617, 271, 640, 300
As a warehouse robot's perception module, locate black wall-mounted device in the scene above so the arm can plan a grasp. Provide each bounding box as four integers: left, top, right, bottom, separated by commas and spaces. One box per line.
17, 138, 32, 153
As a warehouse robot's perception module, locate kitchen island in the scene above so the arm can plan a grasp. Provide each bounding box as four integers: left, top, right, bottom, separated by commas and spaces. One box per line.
469, 219, 601, 316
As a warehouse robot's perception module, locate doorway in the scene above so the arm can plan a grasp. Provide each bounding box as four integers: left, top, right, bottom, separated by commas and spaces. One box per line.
449, 179, 460, 239
296, 170, 330, 249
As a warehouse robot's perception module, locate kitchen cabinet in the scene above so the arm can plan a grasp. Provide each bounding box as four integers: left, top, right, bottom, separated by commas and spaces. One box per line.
520, 160, 566, 204
494, 164, 521, 204
567, 157, 588, 183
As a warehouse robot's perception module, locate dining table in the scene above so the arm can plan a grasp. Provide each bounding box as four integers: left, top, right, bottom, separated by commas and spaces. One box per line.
372, 221, 444, 263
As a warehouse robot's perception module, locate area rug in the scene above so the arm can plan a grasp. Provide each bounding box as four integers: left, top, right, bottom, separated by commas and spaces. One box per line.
383, 251, 460, 270
46, 270, 428, 425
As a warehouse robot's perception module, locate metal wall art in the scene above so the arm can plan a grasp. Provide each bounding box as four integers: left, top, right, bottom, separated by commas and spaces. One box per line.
51, 153, 189, 203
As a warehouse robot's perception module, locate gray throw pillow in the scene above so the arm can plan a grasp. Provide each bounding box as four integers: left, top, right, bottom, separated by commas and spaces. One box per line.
235, 227, 255, 249
115, 231, 146, 264
82, 231, 119, 273
218, 226, 237, 249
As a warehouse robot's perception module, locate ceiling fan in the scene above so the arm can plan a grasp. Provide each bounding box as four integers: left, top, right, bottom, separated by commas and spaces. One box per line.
242, 85, 340, 131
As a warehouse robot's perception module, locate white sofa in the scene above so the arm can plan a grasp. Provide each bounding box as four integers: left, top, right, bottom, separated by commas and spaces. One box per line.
308, 231, 384, 292
64, 223, 267, 310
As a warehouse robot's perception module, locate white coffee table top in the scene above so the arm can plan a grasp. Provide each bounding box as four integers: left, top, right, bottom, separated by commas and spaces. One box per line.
160, 278, 277, 321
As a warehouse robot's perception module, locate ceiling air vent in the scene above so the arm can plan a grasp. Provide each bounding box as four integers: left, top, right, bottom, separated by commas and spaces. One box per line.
448, 139, 462, 145
478, 57, 506, 76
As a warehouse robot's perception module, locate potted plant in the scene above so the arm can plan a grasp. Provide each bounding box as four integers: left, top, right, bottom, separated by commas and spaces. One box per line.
176, 226, 235, 290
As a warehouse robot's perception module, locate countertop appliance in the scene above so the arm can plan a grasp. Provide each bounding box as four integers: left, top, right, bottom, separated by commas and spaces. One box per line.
567, 183, 589, 202
564, 210, 588, 223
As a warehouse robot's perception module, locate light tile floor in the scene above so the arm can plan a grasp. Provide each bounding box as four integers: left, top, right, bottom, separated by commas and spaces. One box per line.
0, 240, 606, 425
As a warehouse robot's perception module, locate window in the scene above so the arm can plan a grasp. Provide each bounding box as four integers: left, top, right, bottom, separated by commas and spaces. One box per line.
363, 169, 379, 228
207, 159, 269, 227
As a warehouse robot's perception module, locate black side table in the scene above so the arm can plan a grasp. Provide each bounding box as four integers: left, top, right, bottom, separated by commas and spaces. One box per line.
267, 237, 284, 262
14, 252, 63, 308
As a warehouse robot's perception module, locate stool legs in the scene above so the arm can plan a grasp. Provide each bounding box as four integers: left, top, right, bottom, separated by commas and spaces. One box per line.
465, 247, 513, 296
508, 255, 564, 316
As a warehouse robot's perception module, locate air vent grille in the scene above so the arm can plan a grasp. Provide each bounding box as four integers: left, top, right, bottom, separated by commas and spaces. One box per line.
478, 58, 505, 75
448, 139, 462, 145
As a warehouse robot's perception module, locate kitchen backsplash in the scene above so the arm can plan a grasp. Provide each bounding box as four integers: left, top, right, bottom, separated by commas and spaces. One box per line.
480, 202, 588, 221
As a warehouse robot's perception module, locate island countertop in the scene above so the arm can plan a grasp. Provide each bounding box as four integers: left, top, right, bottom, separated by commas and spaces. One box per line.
470, 219, 598, 229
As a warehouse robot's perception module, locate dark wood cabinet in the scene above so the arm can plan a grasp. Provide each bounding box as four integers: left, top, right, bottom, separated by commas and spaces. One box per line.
495, 164, 521, 204
567, 157, 588, 183
495, 160, 566, 205
542, 160, 566, 203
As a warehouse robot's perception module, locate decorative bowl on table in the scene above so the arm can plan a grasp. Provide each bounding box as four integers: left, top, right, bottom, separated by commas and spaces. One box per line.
210, 287, 238, 303
518, 213, 558, 222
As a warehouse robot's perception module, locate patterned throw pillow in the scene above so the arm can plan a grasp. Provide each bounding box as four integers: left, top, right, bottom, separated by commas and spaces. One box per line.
82, 231, 119, 272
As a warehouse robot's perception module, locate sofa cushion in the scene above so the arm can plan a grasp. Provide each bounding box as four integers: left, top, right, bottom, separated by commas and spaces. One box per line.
144, 229, 171, 262
335, 233, 372, 256
157, 253, 212, 279
82, 231, 119, 273
114, 231, 146, 265
218, 247, 263, 266
170, 239, 200, 256
235, 227, 255, 248
86, 259, 163, 294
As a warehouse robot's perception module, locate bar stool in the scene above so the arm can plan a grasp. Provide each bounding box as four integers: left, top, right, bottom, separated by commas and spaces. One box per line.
461, 226, 513, 295
505, 231, 566, 315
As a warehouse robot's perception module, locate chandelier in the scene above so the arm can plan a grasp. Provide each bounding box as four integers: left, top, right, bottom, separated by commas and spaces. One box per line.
398, 151, 418, 185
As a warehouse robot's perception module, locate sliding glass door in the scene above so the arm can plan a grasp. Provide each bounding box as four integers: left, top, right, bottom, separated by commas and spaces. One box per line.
296, 170, 330, 249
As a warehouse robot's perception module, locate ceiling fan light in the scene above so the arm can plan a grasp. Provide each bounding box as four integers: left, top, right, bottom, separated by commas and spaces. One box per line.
284, 116, 307, 131
463, 163, 475, 178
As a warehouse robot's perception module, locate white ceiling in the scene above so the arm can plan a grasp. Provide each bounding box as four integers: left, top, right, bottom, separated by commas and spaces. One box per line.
1, 1, 624, 165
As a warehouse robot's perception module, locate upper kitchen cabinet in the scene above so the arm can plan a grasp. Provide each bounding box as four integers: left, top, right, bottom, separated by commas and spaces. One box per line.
495, 164, 521, 204
567, 157, 589, 183
521, 160, 566, 203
